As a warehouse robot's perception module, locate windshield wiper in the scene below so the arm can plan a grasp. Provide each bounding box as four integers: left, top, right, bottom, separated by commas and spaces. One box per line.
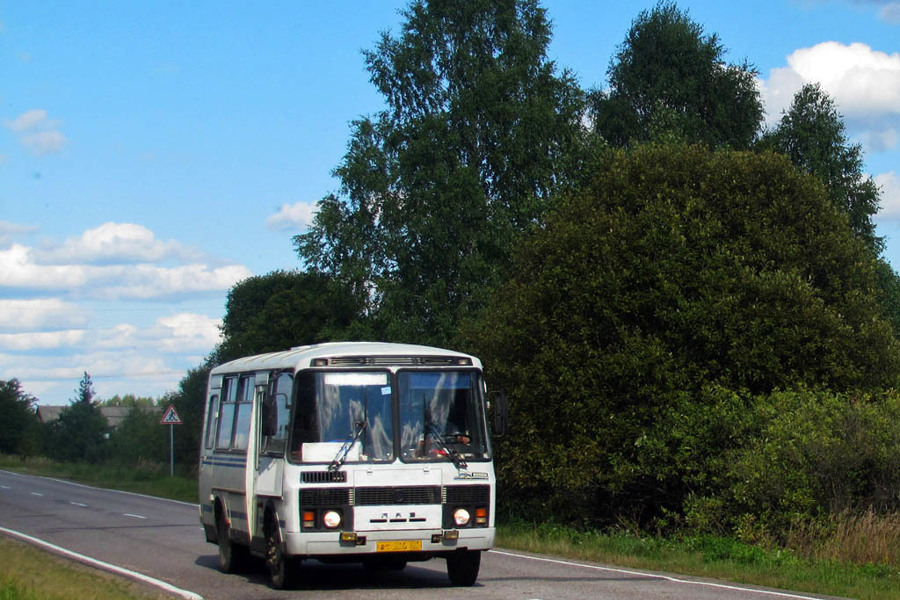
425, 421, 467, 471
329, 420, 367, 472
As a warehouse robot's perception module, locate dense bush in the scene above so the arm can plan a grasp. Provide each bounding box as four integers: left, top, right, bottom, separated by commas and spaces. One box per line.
720, 390, 900, 537
108, 407, 168, 466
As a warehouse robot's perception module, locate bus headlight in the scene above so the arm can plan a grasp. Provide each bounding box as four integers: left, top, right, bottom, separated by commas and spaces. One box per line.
323, 510, 342, 529
453, 508, 471, 527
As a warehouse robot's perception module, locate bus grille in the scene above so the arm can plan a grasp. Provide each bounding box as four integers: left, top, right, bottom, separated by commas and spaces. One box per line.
301, 488, 351, 507
444, 485, 490, 504
356, 486, 442, 506
301, 471, 347, 484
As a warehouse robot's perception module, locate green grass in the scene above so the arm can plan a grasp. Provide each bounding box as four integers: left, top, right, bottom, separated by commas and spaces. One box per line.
0, 537, 171, 600
498, 521, 900, 600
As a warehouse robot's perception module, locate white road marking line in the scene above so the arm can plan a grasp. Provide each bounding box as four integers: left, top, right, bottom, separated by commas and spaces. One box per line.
69, 502, 88, 507
491, 550, 823, 600
123, 513, 146, 519
1, 485, 10, 489
42, 475, 197, 506
1, 470, 198, 507
0, 525, 203, 600
30, 492, 43, 497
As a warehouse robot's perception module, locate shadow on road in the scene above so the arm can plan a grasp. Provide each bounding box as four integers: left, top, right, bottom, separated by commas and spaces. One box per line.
195, 553, 462, 591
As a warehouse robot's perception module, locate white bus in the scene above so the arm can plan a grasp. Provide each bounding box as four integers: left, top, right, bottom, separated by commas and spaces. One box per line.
198, 342, 500, 589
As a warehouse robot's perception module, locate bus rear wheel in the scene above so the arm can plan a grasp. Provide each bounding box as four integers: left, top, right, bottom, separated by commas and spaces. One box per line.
265, 520, 299, 589
446, 550, 481, 586
216, 514, 248, 573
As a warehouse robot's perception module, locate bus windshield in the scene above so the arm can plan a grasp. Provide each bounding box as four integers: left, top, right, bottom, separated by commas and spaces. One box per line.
291, 371, 394, 463
398, 371, 490, 463
289, 369, 490, 465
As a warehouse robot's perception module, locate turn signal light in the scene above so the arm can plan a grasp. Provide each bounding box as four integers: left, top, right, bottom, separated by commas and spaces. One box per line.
302, 510, 316, 528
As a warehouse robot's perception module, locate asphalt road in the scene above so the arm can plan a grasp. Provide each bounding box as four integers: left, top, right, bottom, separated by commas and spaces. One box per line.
0, 470, 844, 600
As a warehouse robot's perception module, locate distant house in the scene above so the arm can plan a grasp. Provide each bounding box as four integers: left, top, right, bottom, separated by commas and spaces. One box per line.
36, 405, 159, 430
35, 405, 65, 424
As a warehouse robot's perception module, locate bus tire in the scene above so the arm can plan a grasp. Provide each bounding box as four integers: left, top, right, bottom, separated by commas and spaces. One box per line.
265, 519, 298, 589
216, 512, 248, 574
446, 550, 481, 586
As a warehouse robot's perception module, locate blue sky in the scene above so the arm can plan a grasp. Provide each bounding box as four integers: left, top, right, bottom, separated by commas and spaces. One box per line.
2, 0, 900, 406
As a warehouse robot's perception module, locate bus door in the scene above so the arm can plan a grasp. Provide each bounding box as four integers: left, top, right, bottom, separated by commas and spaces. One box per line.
249, 371, 291, 539
243, 372, 266, 543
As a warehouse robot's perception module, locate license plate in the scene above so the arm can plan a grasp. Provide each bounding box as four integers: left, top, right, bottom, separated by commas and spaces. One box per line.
377, 540, 422, 553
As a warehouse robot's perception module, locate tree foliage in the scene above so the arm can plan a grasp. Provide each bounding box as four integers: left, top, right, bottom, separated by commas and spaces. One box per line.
295, 0, 586, 346
472, 144, 900, 526
0, 379, 41, 456
215, 270, 367, 364
760, 83, 882, 254
109, 405, 168, 466
591, 2, 762, 149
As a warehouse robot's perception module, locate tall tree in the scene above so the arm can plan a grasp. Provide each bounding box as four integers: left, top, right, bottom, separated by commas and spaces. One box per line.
75, 371, 95, 405
295, 0, 586, 346
472, 144, 900, 526
760, 83, 882, 254
591, 1, 762, 149
47, 372, 109, 463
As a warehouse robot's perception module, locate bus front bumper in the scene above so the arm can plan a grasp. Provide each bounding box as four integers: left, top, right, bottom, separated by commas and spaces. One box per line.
283, 527, 494, 559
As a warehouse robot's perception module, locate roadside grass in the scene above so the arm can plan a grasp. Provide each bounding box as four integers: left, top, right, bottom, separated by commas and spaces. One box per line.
0, 537, 172, 600
0, 455, 197, 503
497, 521, 900, 600
4, 454, 900, 599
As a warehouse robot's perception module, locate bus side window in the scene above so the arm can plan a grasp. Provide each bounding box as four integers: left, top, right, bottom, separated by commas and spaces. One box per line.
204, 393, 219, 449
232, 375, 255, 451
216, 377, 238, 450
289, 371, 318, 461
262, 372, 292, 456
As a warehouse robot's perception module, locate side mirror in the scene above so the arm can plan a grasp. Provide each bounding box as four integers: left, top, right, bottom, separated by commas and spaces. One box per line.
261, 394, 278, 437
488, 391, 508, 437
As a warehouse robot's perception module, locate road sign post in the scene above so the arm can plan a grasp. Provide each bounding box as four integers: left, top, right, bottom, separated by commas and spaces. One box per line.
160, 404, 183, 476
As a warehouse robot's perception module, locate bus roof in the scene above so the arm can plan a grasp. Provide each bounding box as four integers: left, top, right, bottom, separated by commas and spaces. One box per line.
210, 341, 481, 375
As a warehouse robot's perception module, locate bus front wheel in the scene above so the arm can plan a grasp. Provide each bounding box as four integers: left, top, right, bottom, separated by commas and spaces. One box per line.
446, 550, 481, 586
265, 520, 299, 589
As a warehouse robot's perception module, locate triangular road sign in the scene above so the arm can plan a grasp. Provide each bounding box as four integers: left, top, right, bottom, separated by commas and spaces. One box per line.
160, 404, 183, 425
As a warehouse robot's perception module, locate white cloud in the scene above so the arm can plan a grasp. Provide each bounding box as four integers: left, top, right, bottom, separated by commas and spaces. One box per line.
36, 222, 201, 265
880, 3, 900, 24
95, 263, 252, 300
0, 298, 90, 331
761, 42, 900, 145
266, 201, 317, 231
4, 109, 67, 156
861, 127, 899, 152
0, 230, 251, 300
0, 222, 247, 404
0, 330, 87, 351
6, 110, 51, 132
154, 312, 223, 352
0, 220, 38, 246
0, 243, 95, 289
876, 171, 900, 220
